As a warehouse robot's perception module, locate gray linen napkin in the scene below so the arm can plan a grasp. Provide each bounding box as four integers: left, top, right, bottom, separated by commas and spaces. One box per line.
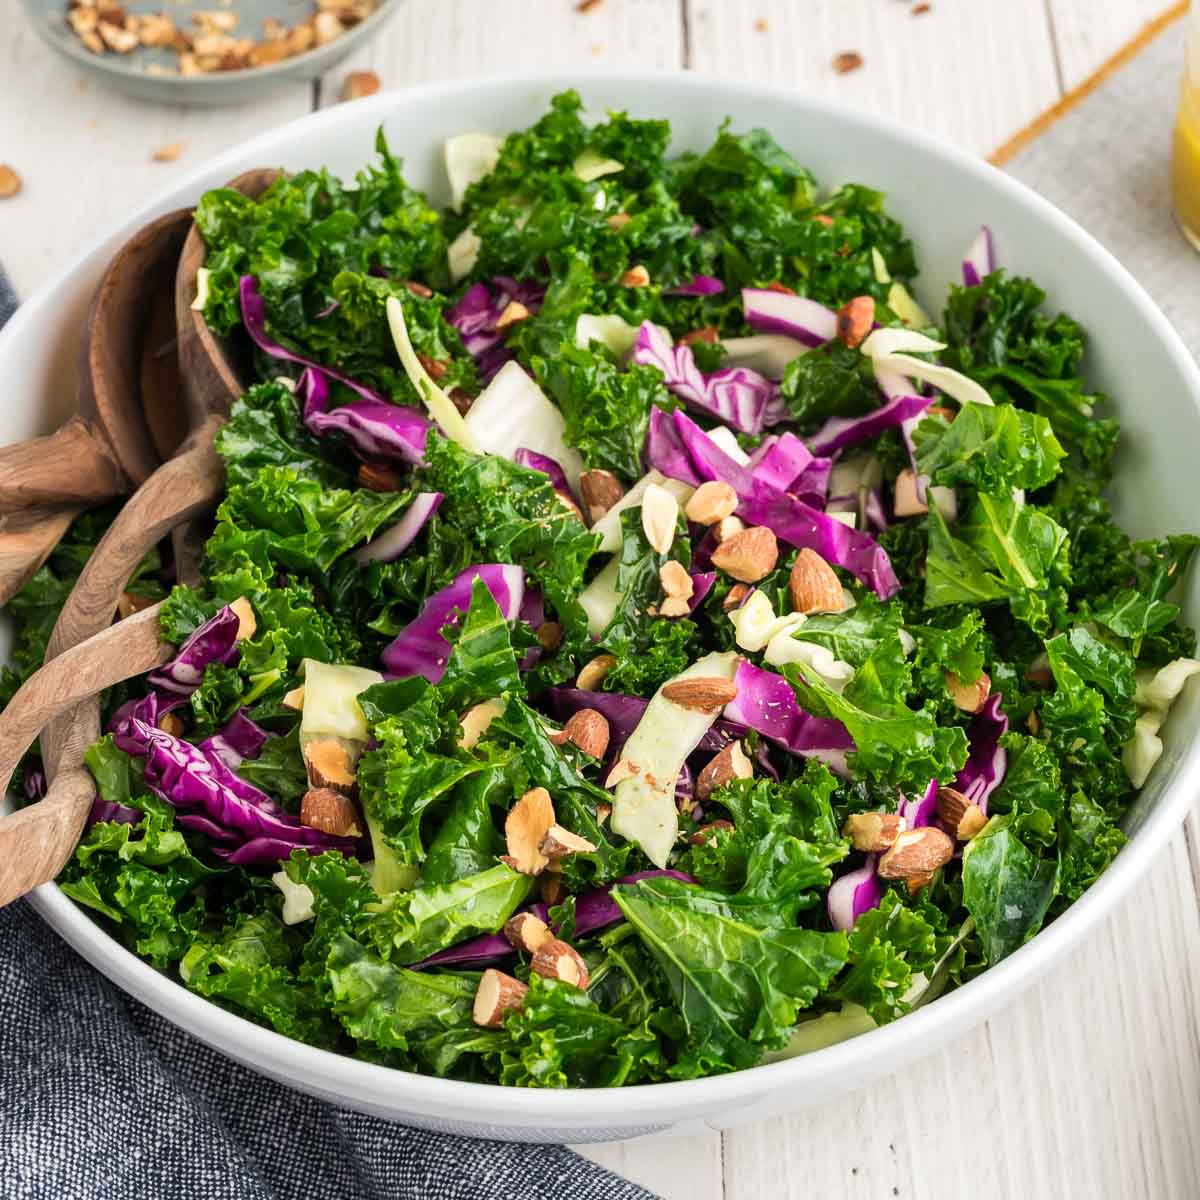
0, 270, 655, 1200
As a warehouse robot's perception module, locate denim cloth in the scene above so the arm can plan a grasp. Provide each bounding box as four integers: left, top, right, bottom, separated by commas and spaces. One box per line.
0, 271, 654, 1200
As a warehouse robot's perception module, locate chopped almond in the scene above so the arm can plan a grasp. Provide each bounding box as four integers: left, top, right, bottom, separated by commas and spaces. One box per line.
531, 938, 590, 988
836, 296, 875, 348
605, 759, 639, 788
357, 463, 402, 492
501, 787, 556, 875
606, 212, 632, 231
711, 526, 779, 583
553, 709, 610, 759
619, 265, 650, 288
157, 713, 184, 737
302, 739, 356, 793
504, 912, 553, 953
473, 969, 527, 1027
878, 827, 953, 882
722, 583, 751, 611
789, 548, 844, 614
536, 621, 563, 652
580, 469, 624, 524
300, 787, 363, 837
641, 483, 679, 555
229, 596, 256, 640
659, 595, 691, 618
686, 481, 739, 526
713, 515, 745, 543
539, 823, 598, 860
576, 653, 616, 692
696, 741, 753, 800
843, 811, 905, 852
680, 326, 718, 346
496, 300, 530, 328
833, 50, 864, 74
282, 685, 305, 711
415, 353, 449, 381
659, 559, 694, 599
946, 671, 991, 714
340, 69, 380, 101
689, 818, 734, 846
403, 279, 433, 299
313, 9, 344, 44
937, 786, 987, 841
661, 676, 738, 714
151, 141, 185, 163
458, 698, 505, 750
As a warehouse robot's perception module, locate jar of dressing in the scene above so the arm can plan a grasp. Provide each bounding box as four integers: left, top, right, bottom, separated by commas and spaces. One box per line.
1172, 5, 1200, 250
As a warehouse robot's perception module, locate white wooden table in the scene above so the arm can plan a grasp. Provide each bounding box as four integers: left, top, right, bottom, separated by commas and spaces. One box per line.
3, 2, 1198, 1197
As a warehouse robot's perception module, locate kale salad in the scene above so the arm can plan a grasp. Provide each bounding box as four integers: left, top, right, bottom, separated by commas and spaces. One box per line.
9, 90, 1200, 1087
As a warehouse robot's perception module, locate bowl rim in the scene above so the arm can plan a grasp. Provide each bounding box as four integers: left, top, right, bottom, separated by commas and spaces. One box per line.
12, 67, 1200, 1123
17, 0, 400, 88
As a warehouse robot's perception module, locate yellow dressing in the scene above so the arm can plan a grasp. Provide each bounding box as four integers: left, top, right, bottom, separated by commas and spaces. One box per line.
1174, 22, 1200, 253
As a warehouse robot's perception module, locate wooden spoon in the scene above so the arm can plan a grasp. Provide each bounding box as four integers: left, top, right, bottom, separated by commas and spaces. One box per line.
0, 208, 192, 603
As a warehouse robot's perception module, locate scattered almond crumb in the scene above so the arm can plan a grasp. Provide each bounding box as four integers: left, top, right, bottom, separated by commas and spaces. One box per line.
152, 141, 185, 162
340, 69, 380, 100
912, 2, 931, 12
591, 41, 605, 55
577, 0, 603, 11
754, 17, 768, 31
832, 50, 864, 74
0, 165, 22, 199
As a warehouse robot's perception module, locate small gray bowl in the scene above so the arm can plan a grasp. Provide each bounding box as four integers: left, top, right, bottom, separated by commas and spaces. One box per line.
19, 0, 399, 106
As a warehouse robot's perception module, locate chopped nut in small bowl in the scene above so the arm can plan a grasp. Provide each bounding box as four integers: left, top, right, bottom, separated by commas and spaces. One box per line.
20, 0, 400, 104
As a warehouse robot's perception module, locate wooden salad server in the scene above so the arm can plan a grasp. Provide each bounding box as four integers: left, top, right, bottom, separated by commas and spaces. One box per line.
0, 169, 279, 906
0, 208, 192, 603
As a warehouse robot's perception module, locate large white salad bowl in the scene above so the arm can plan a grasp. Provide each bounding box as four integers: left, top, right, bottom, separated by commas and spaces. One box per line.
3, 72, 1199, 1143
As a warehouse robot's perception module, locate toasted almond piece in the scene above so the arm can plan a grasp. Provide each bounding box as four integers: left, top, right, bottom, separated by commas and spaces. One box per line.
686, 480, 739, 526
116, 591, 156, 620
540, 823, 598, 860
696, 741, 754, 800
313, 9, 344, 43
157, 712, 184, 737
473, 968, 528, 1027
680, 325, 719, 346
340, 69, 380, 101
300, 786, 363, 837
788, 548, 844, 614
282, 686, 305, 711
531, 938, 590, 989
303, 739, 356, 793
689, 818, 734, 846
833, 50, 864, 74
556, 492, 586, 523
595, 801, 611, 824
495, 300, 531, 329
905, 870, 935, 895
151, 141, 185, 163
357, 462, 402, 492
98, 18, 138, 50
619, 264, 650, 288
843, 811, 906, 852
286, 21, 314, 52
659, 560, 694, 599
502, 787, 556, 875
641, 483, 679, 555
458, 698, 505, 751
604, 758, 639, 788
576, 0, 603, 10
878, 826, 954, 881
536, 621, 563, 651
606, 212, 632, 231
416, 352, 449, 381
937, 786, 988, 841
580, 469, 624, 524
192, 8, 237, 31
1026, 710, 1040, 734
836, 296, 875, 348
713, 515, 745, 543
754, 16, 769, 30
556, 709, 610, 759
577, 653, 616, 692
659, 595, 691, 619
711, 526, 779, 583
137, 10, 175, 44
661, 676, 739, 714
539, 874, 566, 905
229, 596, 256, 641
946, 670, 991, 714
722, 582, 751, 611
893, 468, 928, 517
504, 912, 553, 953
927, 404, 956, 422
249, 37, 289, 65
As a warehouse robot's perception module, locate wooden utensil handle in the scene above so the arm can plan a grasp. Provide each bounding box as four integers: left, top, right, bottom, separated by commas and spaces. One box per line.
0, 504, 85, 606
0, 415, 126, 510
0, 604, 170, 800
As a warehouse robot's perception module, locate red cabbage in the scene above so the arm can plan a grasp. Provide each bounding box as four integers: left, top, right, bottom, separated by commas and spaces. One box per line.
513, 448, 575, 505
864, 489, 889, 532
952, 692, 1009, 813
198, 709, 270, 771
148, 604, 241, 698
746, 433, 831, 506
742, 288, 837, 347
631, 321, 776, 435
300, 367, 430, 467
382, 564, 526, 682
89, 797, 142, 826
722, 660, 854, 769
646, 409, 900, 598
665, 274, 724, 297
961, 225, 995, 287
901, 777, 940, 829
827, 854, 883, 932
805, 392, 932, 458
352, 493, 444, 565
113, 716, 358, 862
446, 278, 545, 383
688, 571, 716, 612
23, 763, 46, 802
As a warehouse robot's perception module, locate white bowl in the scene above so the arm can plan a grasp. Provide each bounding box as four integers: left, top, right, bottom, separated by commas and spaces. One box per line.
4, 72, 1199, 1143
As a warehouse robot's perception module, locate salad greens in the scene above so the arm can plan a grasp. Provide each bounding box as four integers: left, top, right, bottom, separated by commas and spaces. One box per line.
9, 92, 1197, 1088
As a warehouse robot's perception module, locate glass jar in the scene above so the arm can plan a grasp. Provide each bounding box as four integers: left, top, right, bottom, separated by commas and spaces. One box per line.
1172, 5, 1200, 251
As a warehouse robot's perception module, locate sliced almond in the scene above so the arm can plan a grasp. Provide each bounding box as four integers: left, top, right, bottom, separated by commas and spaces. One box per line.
458, 698, 505, 751
496, 300, 530, 329
788, 548, 844, 614
619, 265, 650, 288
157, 712, 184, 738
937, 786, 987, 841
836, 296, 875, 349
710, 526, 779, 583
595, 801, 612, 824
501, 787, 556, 875
136, 9, 175, 44
946, 671, 991, 714
282, 685, 305, 711
554, 709, 610, 759
229, 596, 256, 641
893, 468, 928, 517
576, 653, 616, 692
313, 9, 344, 44
685, 480, 739, 526
416, 353, 449, 381
661, 676, 739, 714
539, 823, 598, 860
340, 69, 380, 101
877, 827, 954, 881
689, 818, 734, 846
722, 583, 751, 611
659, 560, 694, 599
303, 739, 356, 793
503, 912, 553, 954
98, 18, 138, 50
472, 968, 528, 1027
843, 811, 905, 852
580, 469, 624, 525
641, 483, 679, 555
714, 515, 745, 543
660, 595, 691, 618
604, 759, 639, 788
300, 787, 363, 837
696, 741, 754, 800
531, 938, 590, 988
